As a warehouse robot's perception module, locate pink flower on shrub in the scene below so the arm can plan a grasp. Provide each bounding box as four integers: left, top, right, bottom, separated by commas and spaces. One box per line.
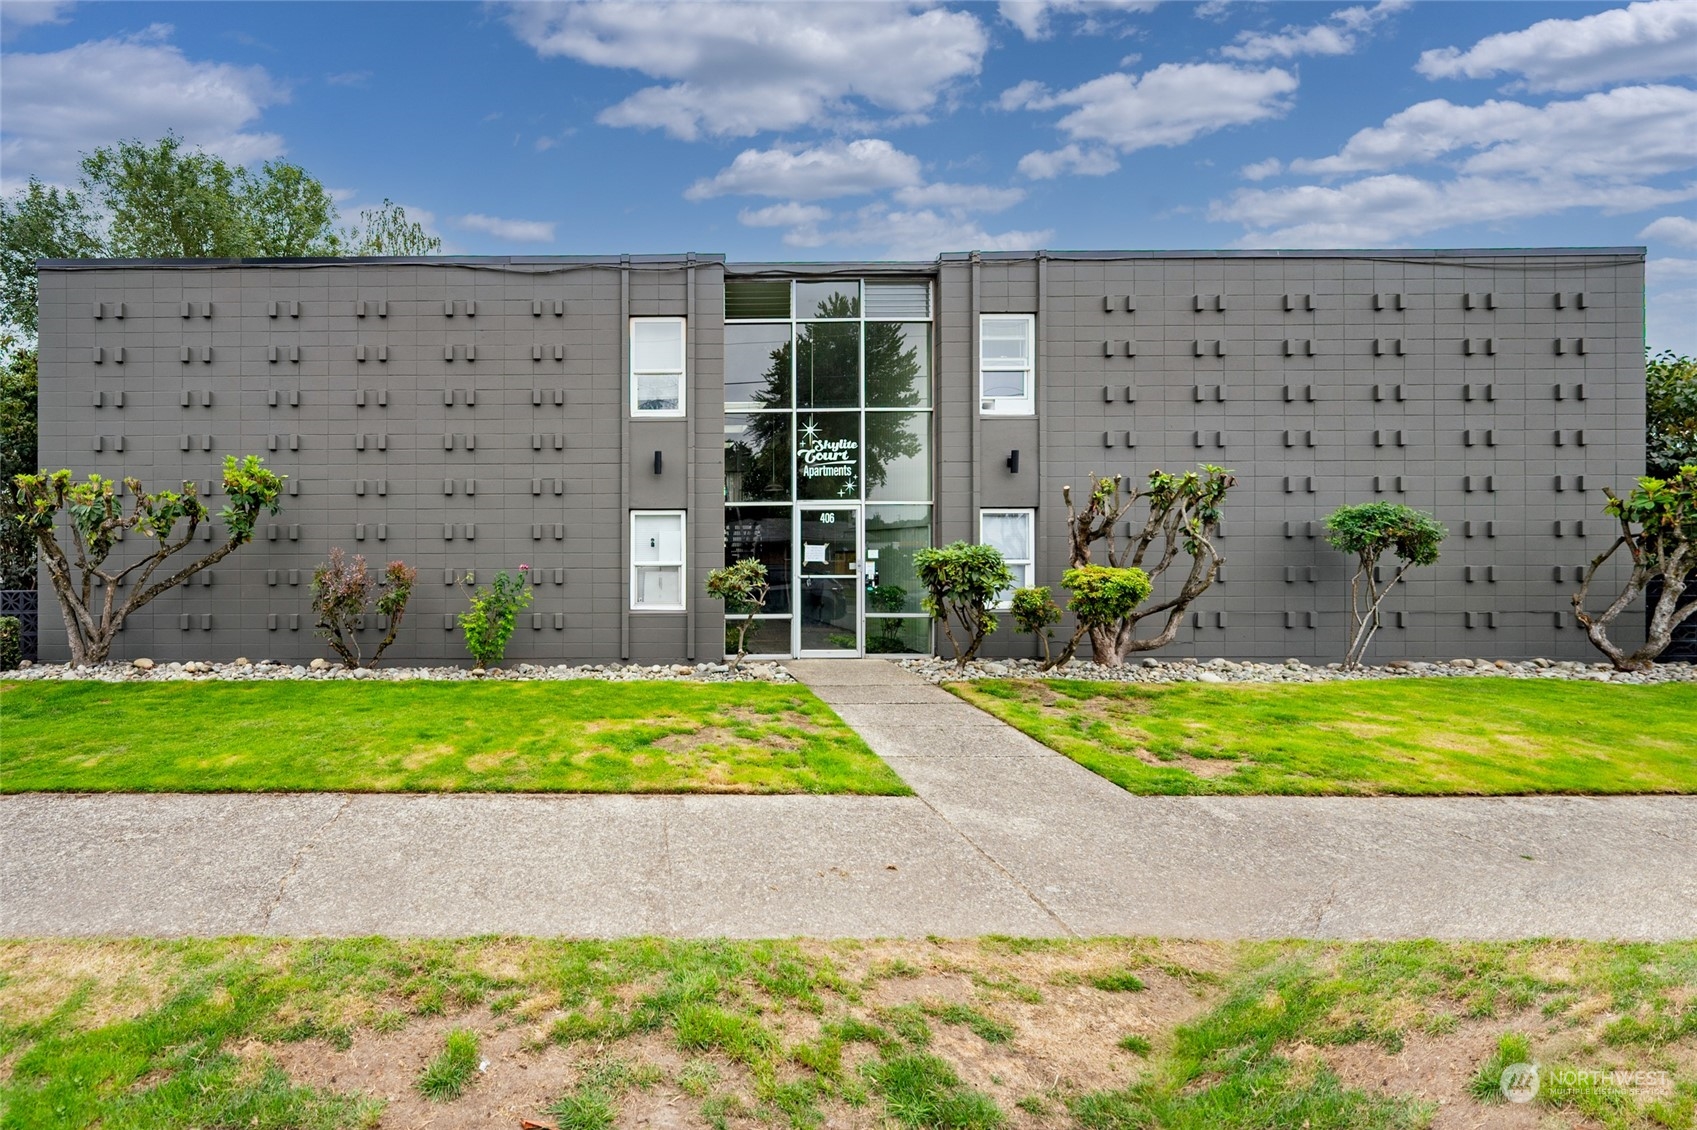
518, 563, 531, 572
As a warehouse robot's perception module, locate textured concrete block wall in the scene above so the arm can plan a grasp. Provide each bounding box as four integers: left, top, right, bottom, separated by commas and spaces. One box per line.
945, 250, 1645, 661
37, 257, 726, 665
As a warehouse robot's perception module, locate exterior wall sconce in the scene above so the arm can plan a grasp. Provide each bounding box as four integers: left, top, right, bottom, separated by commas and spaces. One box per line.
1006, 449, 1020, 474
653, 450, 663, 475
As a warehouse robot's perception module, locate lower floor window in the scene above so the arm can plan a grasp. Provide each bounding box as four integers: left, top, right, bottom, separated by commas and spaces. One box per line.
979, 509, 1034, 607
632, 510, 686, 610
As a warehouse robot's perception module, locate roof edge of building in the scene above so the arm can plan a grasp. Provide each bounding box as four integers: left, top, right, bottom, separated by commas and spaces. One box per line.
36, 253, 728, 271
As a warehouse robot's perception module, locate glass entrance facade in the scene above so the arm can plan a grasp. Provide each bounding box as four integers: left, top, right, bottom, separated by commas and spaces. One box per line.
723, 277, 934, 657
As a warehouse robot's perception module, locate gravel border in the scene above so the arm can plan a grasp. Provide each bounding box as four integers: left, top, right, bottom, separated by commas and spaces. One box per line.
899, 655, 1697, 685
3, 658, 794, 684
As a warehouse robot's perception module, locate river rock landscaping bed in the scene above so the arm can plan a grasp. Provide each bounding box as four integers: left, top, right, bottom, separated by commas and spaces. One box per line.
900, 654, 1697, 685
5, 657, 794, 684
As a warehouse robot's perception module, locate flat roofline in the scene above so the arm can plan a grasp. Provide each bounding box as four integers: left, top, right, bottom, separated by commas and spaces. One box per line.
37, 253, 726, 270
939, 247, 1646, 261
726, 260, 938, 277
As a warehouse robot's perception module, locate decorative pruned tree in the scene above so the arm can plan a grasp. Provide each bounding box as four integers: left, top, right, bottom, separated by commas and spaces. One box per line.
1010, 586, 1062, 667
706, 557, 771, 670
310, 548, 418, 669
8, 455, 284, 665
1572, 465, 1697, 671
1049, 566, 1152, 670
1058, 465, 1235, 664
914, 541, 1013, 668
1324, 502, 1447, 669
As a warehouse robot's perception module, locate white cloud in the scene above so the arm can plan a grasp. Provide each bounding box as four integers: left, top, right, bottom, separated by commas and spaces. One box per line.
1648, 257, 1697, 285
1221, 0, 1410, 62
737, 202, 831, 228
1, 1, 72, 39
325, 70, 371, 87
1290, 86, 1697, 182
1012, 62, 1298, 157
812, 203, 1052, 259
1640, 216, 1697, 249
997, 0, 1159, 41
1647, 286, 1697, 353
1017, 144, 1120, 179
1240, 157, 1283, 180
684, 139, 922, 201
456, 213, 556, 243
1213, 173, 1697, 246
0, 26, 286, 187
500, 2, 987, 140
893, 182, 1025, 213
1416, 0, 1697, 93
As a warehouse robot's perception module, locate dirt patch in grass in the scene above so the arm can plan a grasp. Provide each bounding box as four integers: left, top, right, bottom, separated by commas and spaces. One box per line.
652, 726, 803, 756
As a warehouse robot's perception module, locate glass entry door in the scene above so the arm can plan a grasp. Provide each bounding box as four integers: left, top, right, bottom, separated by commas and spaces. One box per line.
796, 505, 862, 656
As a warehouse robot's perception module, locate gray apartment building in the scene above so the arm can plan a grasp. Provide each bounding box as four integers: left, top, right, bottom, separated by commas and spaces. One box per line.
33, 247, 1645, 665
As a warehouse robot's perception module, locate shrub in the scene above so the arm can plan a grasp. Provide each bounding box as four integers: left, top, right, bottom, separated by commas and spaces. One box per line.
1325, 502, 1446, 669
1574, 465, 1697, 670
0, 614, 19, 671
1056, 566, 1152, 668
310, 549, 417, 668
1009, 586, 1061, 666
868, 583, 912, 653
705, 558, 771, 670
457, 566, 534, 668
914, 542, 1013, 667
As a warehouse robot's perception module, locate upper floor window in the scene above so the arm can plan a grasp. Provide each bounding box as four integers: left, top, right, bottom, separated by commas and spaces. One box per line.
631, 317, 686, 416
980, 314, 1034, 415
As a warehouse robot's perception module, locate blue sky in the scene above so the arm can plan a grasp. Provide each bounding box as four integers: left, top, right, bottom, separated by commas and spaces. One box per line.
2, 0, 1693, 351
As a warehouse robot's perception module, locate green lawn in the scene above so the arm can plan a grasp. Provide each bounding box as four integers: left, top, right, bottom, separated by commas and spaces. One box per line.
0, 680, 909, 795
948, 678, 1697, 796
3, 936, 1694, 1130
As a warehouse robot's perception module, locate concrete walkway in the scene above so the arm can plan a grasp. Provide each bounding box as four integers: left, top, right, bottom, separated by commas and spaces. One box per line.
2, 659, 1692, 939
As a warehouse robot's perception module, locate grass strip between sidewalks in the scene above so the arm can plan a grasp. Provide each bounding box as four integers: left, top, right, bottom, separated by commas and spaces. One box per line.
1, 936, 1693, 1130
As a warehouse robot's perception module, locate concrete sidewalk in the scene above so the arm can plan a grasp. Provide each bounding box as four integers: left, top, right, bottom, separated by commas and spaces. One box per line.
2, 659, 1692, 939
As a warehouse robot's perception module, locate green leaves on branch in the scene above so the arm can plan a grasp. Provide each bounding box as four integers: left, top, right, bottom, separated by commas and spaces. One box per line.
1060, 566, 1152, 633
1324, 502, 1446, 669
7, 455, 285, 664
1010, 586, 1062, 667
706, 558, 772, 669
1575, 464, 1697, 670
457, 567, 534, 668
1647, 350, 1697, 478
915, 541, 1013, 667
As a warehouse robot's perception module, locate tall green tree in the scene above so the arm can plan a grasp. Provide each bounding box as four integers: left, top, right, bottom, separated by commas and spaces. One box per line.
347, 198, 443, 256
0, 338, 39, 589
1648, 350, 1697, 477
0, 181, 102, 337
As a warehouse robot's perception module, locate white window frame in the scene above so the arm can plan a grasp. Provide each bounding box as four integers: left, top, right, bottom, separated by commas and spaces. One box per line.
979, 314, 1035, 416
630, 316, 687, 418
630, 510, 687, 611
979, 508, 1035, 609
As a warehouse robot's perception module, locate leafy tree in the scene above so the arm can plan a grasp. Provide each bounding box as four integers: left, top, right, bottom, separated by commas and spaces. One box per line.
1573, 465, 1697, 671
7, 455, 285, 665
80, 136, 343, 259
914, 541, 1013, 667
1010, 585, 1062, 666
347, 198, 443, 256
1648, 350, 1697, 477
1059, 465, 1235, 663
0, 181, 101, 336
310, 548, 418, 669
2, 135, 437, 338
1324, 502, 1447, 669
706, 557, 771, 670
0, 338, 38, 588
